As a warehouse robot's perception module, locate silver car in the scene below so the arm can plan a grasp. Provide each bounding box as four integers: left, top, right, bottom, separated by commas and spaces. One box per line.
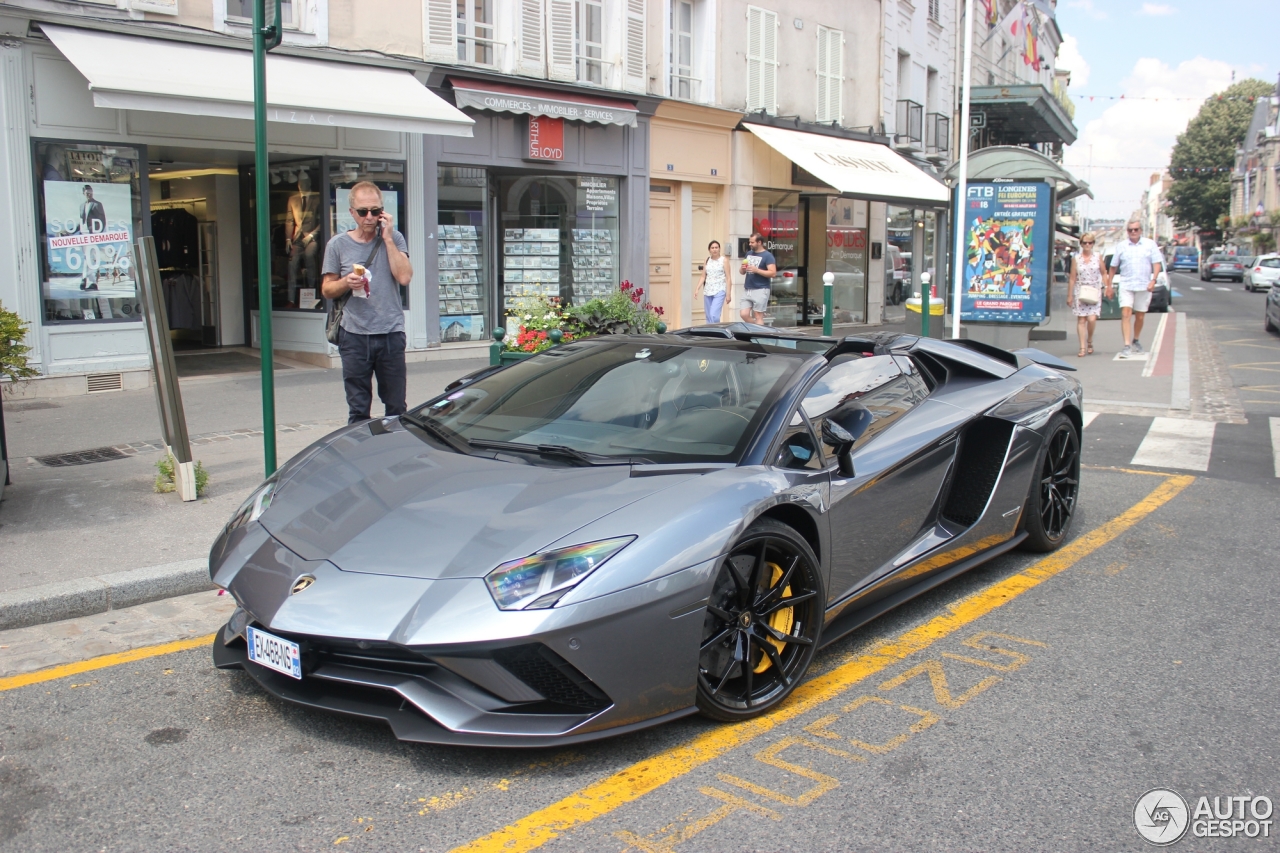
211, 326, 1084, 746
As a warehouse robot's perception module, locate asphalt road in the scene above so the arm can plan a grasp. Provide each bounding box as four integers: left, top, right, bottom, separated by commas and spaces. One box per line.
1, 284, 1278, 852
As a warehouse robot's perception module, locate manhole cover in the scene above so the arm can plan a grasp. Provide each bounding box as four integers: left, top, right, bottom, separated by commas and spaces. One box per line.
35, 447, 129, 467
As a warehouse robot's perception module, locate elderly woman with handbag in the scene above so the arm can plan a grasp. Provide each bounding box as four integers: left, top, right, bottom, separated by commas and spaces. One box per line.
1068, 231, 1107, 357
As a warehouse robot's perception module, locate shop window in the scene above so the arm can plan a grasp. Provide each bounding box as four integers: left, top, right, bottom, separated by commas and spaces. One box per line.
329, 160, 408, 310
33, 142, 145, 325
240, 158, 323, 313
438, 167, 489, 343
497, 174, 619, 329
823, 197, 868, 325
751, 189, 803, 327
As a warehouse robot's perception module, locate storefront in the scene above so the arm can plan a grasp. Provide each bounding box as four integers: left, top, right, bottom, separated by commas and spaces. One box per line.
421, 76, 657, 344
0, 25, 472, 386
729, 119, 951, 328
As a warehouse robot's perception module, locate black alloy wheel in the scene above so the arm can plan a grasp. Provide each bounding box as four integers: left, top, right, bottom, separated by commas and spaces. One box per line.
696, 518, 823, 721
1021, 412, 1080, 552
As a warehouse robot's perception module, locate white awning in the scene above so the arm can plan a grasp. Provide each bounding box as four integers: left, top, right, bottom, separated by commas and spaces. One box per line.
744, 124, 949, 206
43, 25, 474, 137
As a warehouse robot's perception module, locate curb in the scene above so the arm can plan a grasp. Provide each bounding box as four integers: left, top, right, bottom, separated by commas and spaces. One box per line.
0, 559, 214, 631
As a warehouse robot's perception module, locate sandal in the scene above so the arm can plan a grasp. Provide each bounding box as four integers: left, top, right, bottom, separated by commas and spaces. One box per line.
1087, 341, 1094, 354
1078, 348, 1087, 357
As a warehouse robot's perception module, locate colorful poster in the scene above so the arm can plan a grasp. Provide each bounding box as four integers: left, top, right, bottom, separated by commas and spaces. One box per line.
960, 181, 1052, 324
42, 181, 137, 299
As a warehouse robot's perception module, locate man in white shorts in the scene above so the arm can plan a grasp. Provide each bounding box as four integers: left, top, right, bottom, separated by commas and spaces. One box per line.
1108, 220, 1163, 358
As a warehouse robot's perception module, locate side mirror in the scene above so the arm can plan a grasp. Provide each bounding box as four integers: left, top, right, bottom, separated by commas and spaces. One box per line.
821, 401, 873, 476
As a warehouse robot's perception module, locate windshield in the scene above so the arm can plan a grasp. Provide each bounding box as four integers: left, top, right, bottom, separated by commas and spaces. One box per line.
411, 340, 804, 463
1174, 248, 1196, 256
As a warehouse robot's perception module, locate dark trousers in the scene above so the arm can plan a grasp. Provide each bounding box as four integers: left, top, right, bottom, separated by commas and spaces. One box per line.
339, 330, 407, 423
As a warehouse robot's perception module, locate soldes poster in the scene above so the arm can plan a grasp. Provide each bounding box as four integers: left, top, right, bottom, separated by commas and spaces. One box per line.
43, 181, 136, 299
960, 181, 1052, 324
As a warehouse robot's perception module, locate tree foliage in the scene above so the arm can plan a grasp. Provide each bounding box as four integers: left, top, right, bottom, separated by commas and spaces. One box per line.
1166, 79, 1273, 233
0, 300, 39, 383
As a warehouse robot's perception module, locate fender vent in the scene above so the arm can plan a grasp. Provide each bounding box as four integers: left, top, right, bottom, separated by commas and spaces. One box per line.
86, 372, 123, 393
493, 644, 610, 712
942, 418, 1015, 528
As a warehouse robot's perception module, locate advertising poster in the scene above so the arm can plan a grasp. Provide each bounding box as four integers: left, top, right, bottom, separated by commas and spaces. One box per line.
960, 181, 1052, 324
334, 189, 399, 234
440, 314, 485, 343
43, 181, 136, 299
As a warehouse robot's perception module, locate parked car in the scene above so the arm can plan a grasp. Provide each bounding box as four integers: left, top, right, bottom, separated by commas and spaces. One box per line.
884, 246, 907, 305
1201, 254, 1245, 282
1266, 280, 1280, 334
1149, 271, 1170, 313
1167, 246, 1199, 272
1245, 256, 1279, 292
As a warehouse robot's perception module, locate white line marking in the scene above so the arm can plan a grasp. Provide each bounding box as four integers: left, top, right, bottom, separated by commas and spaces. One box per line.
1271, 418, 1280, 478
1113, 351, 1149, 362
1142, 312, 1169, 378
1131, 417, 1216, 472
1216, 287, 1232, 292
1190, 286, 1205, 291
1081, 411, 1099, 430
1171, 310, 1191, 412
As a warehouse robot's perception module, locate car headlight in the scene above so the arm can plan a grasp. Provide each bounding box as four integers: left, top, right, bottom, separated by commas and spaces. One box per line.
485, 536, 635, 611
226, 476, 278, 532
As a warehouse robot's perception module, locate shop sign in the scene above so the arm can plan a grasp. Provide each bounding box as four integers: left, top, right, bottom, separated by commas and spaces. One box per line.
577, 177, 618, 215
960, 180, 1052, 324
528, 116, 565, 161
42, 181, 137, 300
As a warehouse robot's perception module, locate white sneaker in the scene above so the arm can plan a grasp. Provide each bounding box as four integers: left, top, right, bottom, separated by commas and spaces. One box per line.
1118, 345, 1133, 358
1132, 339, 1143, 353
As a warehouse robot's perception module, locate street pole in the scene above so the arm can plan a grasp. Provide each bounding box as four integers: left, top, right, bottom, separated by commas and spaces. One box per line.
951, 0, 975, 339
822, 271, 834, 336
254, 0, 282, 476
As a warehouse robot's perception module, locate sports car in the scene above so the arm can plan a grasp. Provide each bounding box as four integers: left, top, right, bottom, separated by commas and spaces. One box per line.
210, 324, 1084, 746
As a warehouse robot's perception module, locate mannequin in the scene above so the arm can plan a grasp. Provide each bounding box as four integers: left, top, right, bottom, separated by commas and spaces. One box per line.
285, 171, 321, 305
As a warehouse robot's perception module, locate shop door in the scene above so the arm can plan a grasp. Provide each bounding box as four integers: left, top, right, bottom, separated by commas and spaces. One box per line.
690, 187, 719, 323
648, 192, 677, 321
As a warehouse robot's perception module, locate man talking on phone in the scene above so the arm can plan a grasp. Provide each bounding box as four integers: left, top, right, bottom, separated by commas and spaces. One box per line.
321, 182, 413, 423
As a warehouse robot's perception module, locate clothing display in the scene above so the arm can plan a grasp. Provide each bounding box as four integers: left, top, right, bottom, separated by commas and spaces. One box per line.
163, 272, 202, 330
151, 208, 200, 270
286, 184, 321, 301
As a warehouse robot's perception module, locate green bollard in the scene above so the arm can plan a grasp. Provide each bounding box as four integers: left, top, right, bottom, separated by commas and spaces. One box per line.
490, 328, 505, 366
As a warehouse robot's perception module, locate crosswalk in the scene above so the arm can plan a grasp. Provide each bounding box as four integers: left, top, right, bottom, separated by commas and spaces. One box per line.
1081, 412, 1280, 481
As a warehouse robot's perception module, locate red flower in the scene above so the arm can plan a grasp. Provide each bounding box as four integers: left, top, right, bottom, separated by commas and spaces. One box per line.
620, 280, 632, 291
655, 305, 665, 315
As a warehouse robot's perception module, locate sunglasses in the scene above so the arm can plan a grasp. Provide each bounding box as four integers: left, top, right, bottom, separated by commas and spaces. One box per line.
354, 207, 384, 218
1081, 240, 1095, 245
1127, 228, 1141, 232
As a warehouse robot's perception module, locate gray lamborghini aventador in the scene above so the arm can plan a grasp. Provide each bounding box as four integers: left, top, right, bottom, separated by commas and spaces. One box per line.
210, 324, 1083, 746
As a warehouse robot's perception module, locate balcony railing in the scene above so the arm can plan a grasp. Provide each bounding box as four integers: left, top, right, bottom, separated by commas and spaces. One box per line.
668, 73, 702, 102
457, 36, 505, 69
895, 99, 923, 149
577, 57, 617, 88
926, 112, 950, 155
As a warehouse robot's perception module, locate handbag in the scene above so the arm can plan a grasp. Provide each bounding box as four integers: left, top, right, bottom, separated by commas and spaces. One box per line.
326, 232, 384, 344
1077, 284, 1101, 305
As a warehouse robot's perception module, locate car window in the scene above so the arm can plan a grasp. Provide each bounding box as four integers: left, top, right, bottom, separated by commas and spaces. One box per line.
802, 355, 929, 459
1261, 258, 1280, 269
774, 422, 824, 471
1209, 255, 1229, 262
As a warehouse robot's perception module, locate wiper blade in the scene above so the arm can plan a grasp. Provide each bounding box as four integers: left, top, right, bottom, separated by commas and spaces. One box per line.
399, 412, 470, 454
467, 440, 632, 466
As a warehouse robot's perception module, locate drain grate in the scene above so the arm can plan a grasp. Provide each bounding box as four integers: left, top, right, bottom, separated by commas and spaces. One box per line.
86, 372, 124, 393
35, 447, 129, 467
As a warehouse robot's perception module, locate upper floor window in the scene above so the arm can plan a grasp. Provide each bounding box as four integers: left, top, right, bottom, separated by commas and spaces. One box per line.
670, 0, 694, 99
815, 26, 843, 124
576, 0, 606, 85
746, 6, 778, 115
928, 0, 940, 24
227, 0, 299, 28
457, 0, 496, 65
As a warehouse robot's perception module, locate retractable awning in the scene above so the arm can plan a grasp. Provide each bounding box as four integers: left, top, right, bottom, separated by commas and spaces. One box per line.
744, 123, 950, 207
43, 25, 474, 137
449, 78, 639, 128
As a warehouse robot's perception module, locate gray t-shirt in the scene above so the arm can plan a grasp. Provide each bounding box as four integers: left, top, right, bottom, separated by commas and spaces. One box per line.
321, 229, 409, 334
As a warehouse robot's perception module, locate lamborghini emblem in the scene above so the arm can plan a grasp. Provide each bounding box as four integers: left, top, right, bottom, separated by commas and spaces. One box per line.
698, 359, 709, 372
291, 575, 316, 595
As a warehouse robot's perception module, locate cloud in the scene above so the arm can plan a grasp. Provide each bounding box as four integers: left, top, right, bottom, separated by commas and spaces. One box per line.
1056, 34, 1090, 89
1066, 0, 1107, 20
1063, 57, 1236, 218
1140, 3, 1177, 15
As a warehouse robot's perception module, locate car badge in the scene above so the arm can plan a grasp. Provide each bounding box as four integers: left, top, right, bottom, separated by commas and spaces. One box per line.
291, 575, 316, 595
698, 359, 709, 372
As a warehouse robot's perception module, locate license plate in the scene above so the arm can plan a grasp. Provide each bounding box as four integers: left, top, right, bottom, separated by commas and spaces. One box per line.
246, 626, 302, 680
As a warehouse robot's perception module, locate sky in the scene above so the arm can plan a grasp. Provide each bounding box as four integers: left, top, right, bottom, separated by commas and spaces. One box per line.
1051, 0, 1279, 224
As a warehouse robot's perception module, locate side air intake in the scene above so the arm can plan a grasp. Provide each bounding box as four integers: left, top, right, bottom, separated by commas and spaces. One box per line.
942, 417, 1015, 527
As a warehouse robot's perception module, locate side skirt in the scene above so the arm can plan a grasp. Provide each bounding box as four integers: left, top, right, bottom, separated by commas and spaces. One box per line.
817, 532, 1027, 650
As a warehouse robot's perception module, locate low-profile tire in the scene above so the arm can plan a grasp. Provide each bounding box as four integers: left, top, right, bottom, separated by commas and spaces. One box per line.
1266, 310, 1276, 333
696, 518, 823, 722
1020, 412, 1080, 553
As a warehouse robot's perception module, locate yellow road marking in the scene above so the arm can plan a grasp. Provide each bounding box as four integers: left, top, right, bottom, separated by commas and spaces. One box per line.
0, 633, 216, 693
452, 473, 1194, 853
1083, 464, 1182, 477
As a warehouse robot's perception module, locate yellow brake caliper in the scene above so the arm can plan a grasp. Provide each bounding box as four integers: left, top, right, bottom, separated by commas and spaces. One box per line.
753, 562, 794, 674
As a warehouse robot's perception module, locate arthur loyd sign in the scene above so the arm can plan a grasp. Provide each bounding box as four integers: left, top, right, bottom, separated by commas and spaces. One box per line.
528, 116, 565, 161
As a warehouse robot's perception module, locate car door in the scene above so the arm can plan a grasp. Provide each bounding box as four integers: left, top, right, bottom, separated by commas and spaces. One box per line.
801, 354, 957, 605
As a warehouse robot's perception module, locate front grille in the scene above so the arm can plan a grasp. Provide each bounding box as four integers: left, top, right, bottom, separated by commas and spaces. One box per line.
493, 645, 610, 712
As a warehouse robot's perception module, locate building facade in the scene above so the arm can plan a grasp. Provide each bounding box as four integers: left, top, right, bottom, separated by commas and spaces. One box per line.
1229, 81, 1279, 252
1140, 171, 1174, 245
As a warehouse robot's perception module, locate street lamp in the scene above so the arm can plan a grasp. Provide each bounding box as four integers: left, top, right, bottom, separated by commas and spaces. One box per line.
254, 0, 282, 476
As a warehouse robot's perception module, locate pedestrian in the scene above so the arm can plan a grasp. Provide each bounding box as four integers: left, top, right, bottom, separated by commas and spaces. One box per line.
738, 232, 777, 324
1108, 219, 1163, 358
321, 182, 413, 423
695, 240, 732, 323
1068, 231, 1106, 357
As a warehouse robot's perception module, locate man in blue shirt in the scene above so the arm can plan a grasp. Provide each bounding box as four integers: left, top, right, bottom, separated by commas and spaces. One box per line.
738, 232, 777, 324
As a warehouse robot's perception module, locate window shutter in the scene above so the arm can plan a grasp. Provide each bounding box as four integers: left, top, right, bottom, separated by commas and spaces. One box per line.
546, 0, 576, 81
425, 0, 456, 63
761, 9, 777, 115
815, 28, 830, 122
518, 0, 546, 76
623, 0, 646, 93
827, 30, 843, 123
